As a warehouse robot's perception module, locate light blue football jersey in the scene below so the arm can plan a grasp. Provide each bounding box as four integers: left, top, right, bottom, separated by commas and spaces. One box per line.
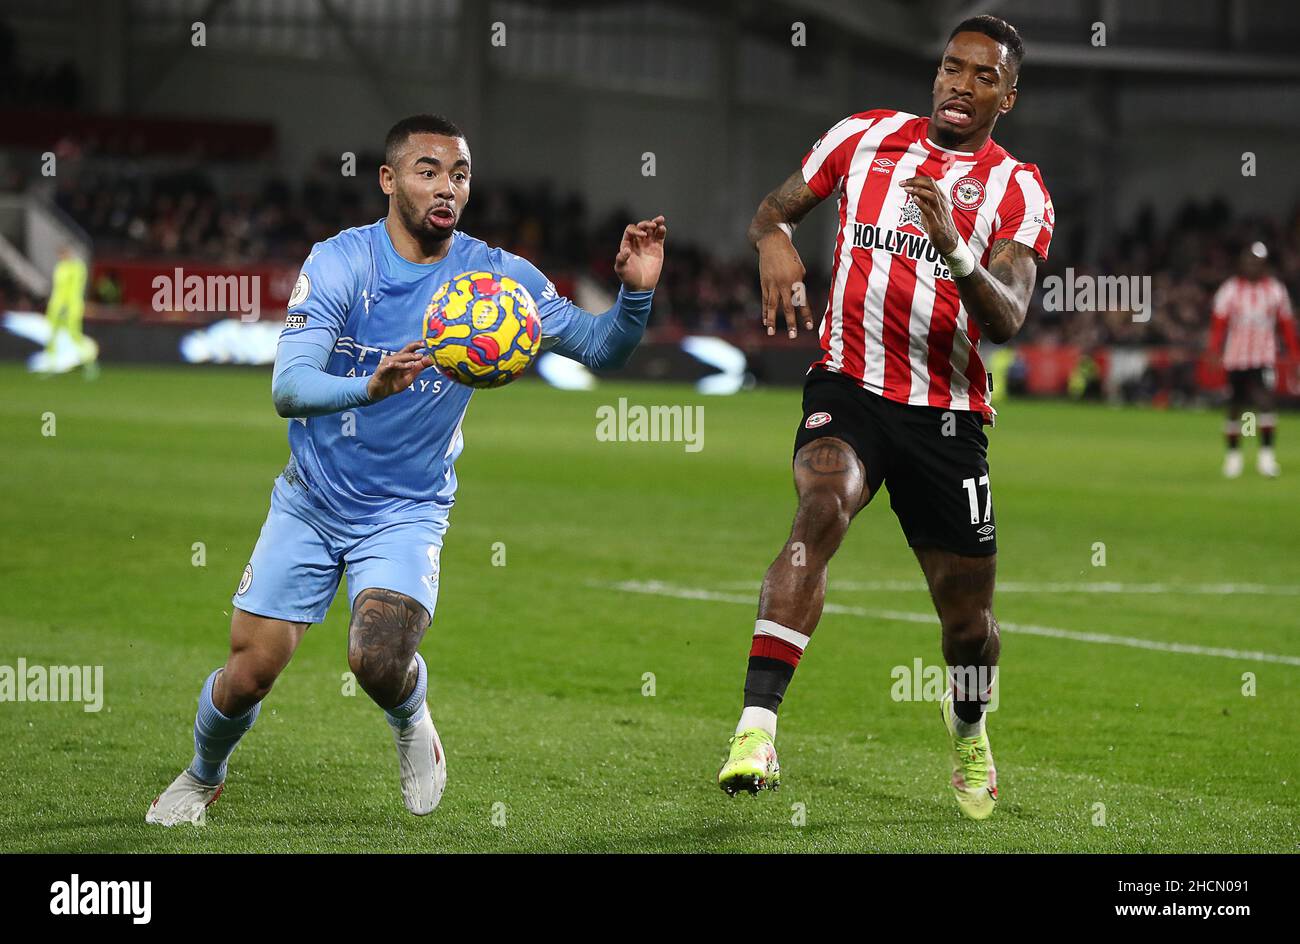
277, 219, 589, 520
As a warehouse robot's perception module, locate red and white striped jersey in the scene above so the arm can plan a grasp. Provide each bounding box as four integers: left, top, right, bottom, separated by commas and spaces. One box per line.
1209, 275, 1296, 370
801, 109, 1053, 419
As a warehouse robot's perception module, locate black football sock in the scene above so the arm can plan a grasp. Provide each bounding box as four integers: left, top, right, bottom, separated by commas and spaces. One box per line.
952, 686, 988, 725
949, 665, 996, 727
744, 657, 795, 712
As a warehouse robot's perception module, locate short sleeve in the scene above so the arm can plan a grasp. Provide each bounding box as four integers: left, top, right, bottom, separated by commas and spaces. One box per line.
991, 163, 1054, 261
1211, 281, 1235, 320
801, 113, 878, 200
1276, 281, 1294, 321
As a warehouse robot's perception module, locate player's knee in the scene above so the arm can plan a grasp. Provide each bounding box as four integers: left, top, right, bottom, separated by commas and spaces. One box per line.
793, 483, 853, 547
346, 589, 428, 703
346, 646, 383, 688
222, 660, 279, 706
941, 608, 995, 650
346, 645, 408, 704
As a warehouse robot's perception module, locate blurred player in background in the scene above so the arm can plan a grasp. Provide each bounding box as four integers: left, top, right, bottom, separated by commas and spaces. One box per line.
718, 15, 1050, 821
147, 114, 667, 825
1209, 242, 1298, 478
37, 244, 97, 375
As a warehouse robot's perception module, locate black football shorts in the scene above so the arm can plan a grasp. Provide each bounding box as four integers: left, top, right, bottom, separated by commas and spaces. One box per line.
792, 368, 997, 557
1227, 367, 1267, 405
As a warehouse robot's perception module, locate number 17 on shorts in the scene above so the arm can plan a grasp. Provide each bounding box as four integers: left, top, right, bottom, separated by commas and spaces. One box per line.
962, 474, 996, 545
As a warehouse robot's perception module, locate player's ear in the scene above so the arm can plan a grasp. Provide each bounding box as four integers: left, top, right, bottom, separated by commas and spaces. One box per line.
999, 83, 1017, 116
379, 163, 396, 196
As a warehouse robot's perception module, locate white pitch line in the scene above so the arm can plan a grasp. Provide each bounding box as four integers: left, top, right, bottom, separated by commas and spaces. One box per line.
717, 579, 1300, 596
604, 580, 1300, 667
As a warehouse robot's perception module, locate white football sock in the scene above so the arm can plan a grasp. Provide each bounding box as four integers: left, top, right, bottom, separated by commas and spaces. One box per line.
736, 706, 777, 738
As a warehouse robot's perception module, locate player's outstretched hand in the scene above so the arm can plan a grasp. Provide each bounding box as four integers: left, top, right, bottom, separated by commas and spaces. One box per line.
757, 232, 813, 338
615, 215, 667, 292
367, 341, 433, 403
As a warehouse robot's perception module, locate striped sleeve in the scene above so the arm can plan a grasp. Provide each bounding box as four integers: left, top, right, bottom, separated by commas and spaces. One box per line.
1277, 281, 1300, 358
1207, 281, 1232, 353
800, 112, 880, 200
1276, 281, 1294, 321
991, 163, 1054, 260
1211, 280, 1235, 320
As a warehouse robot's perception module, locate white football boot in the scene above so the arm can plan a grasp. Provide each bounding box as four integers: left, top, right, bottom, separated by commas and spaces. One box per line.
390, 702, 447, 815
1223, 450, 1243, 479
1257, 448, 1281, 477
146, 769, 223, 826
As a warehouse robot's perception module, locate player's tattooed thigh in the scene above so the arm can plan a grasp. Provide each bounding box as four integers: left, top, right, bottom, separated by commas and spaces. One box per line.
796, 437, 859, 476
795, 438, 869, 511
348, 588, 428, 684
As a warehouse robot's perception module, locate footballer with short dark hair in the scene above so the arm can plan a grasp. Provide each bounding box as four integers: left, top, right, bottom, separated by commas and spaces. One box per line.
147, 114, 667, 825
718, 15, 1052, 820
1210, 241, 1299, 478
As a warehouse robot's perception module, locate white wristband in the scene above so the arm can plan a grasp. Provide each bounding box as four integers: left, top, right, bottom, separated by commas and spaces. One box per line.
943, 239, 975, 279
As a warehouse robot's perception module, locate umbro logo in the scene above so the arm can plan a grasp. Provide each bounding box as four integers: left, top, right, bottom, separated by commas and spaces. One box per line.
976, 524, 995, 536
871, 158, 896, 175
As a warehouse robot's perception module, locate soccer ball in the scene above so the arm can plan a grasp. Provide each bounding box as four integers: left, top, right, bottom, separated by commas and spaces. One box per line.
422, 271, 543, 388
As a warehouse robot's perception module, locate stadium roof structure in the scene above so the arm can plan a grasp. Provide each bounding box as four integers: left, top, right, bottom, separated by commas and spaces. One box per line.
753, 0, 1300, 78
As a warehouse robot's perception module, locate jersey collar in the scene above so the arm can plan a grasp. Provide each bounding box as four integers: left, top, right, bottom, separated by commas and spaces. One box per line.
380, 217, 458, 279
919, 128, 995, 163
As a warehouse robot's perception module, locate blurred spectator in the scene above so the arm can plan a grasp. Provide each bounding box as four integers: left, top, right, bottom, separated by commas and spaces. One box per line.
1027, 198, 1300, 354
28, 150, 1300, 349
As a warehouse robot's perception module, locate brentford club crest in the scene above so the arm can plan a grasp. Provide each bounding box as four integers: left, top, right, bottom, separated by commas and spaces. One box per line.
805, 412, 832, 429
950, 177, 986, 211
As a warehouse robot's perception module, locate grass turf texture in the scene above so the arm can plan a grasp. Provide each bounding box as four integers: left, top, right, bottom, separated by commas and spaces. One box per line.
0, 363, 1296, 853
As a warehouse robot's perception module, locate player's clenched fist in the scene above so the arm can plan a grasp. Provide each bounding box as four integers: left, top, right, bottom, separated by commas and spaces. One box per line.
367, 341, 433, 403
899, 175, 959, 255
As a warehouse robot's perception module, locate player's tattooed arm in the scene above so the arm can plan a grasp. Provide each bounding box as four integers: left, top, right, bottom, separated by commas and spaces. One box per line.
749, 171, 824, 338
748, 171, 822, 246
956, 238, 1039, 344
900, 175, 1039, 344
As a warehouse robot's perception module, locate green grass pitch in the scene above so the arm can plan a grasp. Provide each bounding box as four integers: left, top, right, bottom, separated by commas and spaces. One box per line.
0, 363, 1296, 852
